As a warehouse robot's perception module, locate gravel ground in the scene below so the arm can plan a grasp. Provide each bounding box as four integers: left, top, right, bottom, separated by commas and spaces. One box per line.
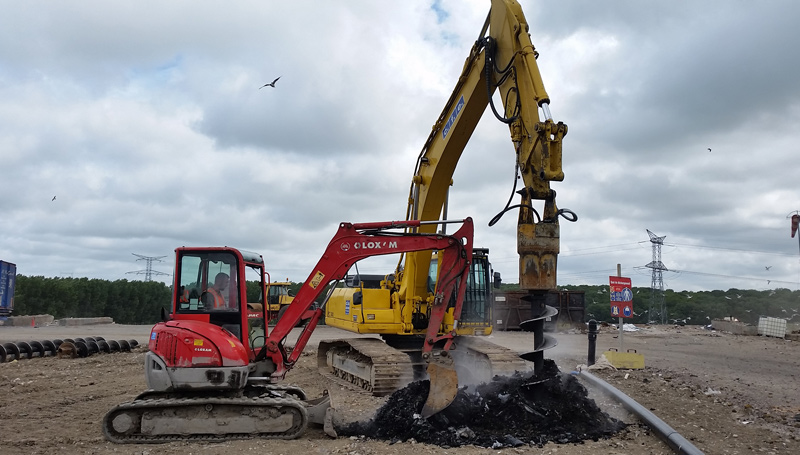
1, 323, 798, 454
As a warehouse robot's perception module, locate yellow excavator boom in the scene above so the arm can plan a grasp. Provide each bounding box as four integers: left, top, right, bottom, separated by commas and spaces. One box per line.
402, 0, 571, 373
319, 0, 572, 409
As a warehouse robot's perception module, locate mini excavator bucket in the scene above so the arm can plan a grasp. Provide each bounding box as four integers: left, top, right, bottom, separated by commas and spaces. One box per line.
305, 391, 337, 438
421, 351, 459, 418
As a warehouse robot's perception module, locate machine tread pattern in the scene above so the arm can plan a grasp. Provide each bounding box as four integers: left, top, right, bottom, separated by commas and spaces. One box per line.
103, 394, 308, 443
317, 338, 415, 396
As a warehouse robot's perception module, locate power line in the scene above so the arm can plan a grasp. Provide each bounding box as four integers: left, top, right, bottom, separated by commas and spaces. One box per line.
494, 240, 792, 266
562, 242, 644, 254
561, 246, 645, 258
489, 243, 644, 264
666, 268, 799, 286
559, 269, 618, 280
665, 242, 795, 257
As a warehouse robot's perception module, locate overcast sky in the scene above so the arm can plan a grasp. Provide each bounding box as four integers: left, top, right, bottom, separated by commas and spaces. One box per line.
2, 0, 799, 293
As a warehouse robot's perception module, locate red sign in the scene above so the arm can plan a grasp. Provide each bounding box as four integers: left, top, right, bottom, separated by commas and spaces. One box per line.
609, 276, 634, 318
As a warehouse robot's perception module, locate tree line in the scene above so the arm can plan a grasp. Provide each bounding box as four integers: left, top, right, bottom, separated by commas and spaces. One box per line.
552, 284, 800, 326
13, 276, 171, 325
12, 274, 800, 326
13, 276, 315, 325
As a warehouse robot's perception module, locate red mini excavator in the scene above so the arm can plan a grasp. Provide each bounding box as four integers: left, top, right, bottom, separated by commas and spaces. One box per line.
103, 218, 473, 443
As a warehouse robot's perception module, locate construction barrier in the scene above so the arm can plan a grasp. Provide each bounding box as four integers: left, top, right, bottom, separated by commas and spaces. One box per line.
4, 314, 55, 327
58, 317, 114, 326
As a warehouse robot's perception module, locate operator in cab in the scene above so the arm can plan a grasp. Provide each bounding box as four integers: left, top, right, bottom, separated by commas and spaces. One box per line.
206, 272, 231, 309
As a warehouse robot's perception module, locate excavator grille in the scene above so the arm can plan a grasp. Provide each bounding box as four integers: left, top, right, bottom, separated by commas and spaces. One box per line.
154, 332, 179, 365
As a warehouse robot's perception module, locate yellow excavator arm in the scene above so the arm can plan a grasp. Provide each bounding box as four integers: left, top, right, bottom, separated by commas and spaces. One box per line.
320, 1, 573, 394
402, 0, 571, 317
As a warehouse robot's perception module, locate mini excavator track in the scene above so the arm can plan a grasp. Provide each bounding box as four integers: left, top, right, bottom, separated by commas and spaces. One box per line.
102, 387, 333, 443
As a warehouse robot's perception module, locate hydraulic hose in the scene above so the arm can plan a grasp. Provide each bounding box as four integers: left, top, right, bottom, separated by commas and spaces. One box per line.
575, 370, 705, 455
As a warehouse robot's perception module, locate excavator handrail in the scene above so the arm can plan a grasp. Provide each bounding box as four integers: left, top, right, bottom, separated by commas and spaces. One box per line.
350, 218, 468, 231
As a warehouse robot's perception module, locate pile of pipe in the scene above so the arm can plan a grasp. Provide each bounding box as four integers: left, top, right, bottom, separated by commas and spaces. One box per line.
0, 336, 139, 362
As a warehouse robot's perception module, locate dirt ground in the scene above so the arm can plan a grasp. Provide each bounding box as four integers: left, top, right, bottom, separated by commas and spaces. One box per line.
1, 323, 799, 455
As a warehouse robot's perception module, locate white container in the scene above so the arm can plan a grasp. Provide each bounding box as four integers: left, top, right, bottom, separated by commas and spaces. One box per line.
757, 316, 787, 338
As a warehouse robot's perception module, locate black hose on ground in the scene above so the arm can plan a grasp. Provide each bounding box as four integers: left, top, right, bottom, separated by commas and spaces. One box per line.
576, 370, 705, 455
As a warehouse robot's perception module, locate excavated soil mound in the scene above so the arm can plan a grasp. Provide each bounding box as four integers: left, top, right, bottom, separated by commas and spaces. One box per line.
338, 360, 625, 448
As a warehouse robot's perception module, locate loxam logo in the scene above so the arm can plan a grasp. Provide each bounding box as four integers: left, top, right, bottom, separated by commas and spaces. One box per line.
354, 241, 398, 250
194, 347, 212, 353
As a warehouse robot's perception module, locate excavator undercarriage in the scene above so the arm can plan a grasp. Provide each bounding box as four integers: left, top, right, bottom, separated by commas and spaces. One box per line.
103, 386, 334, 443
316, 332, 552, 398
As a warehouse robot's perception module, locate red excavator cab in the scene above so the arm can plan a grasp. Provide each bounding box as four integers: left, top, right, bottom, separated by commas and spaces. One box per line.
145, 247, 268, 392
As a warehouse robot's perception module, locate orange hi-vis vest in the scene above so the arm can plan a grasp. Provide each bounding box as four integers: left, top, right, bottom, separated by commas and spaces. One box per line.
208, 288, 226, 309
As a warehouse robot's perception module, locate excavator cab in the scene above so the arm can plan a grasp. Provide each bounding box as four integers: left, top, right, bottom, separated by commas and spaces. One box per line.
174, 250, 244, 337
170, 247, 273, 357
428, 247, 496, 334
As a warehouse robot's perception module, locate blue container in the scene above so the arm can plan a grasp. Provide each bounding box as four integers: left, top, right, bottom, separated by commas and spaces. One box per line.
0, 261, 16, 316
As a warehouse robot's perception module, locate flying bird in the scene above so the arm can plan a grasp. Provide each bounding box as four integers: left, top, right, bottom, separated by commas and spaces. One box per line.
259, 76, 281, 89
707, 147, 712, 152
765, 266, 772, 270
52, 196, 56, 201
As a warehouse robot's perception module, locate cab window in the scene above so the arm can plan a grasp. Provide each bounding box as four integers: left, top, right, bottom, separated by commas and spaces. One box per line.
176, 251, 240, 313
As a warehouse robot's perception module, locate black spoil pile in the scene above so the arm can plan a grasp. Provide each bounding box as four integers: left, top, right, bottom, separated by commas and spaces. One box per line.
337, 360, 626, 448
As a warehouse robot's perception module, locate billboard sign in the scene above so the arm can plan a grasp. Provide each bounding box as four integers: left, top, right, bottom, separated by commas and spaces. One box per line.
609, 276, 633, 318
0, 261, 16, 316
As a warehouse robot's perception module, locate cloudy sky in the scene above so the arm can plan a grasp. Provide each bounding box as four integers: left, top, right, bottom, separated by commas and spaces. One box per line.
2, 0, 799, 293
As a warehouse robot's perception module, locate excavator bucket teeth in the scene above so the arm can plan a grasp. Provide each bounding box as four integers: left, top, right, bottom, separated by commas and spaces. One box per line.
421, 355, 458, 418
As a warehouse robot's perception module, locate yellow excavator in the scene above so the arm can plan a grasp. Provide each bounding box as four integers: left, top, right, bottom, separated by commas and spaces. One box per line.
266, 281, 295, 321
102, 2, 576, 442
318, 0, 574, 401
